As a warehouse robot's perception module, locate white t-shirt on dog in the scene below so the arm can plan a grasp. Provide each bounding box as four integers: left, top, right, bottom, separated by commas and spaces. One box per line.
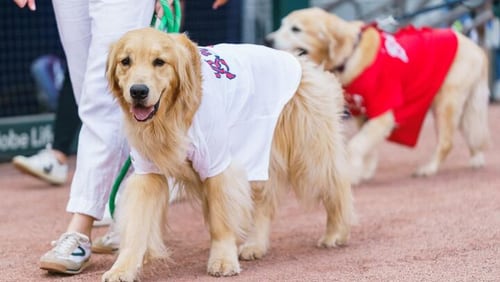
131, 44, 302, 181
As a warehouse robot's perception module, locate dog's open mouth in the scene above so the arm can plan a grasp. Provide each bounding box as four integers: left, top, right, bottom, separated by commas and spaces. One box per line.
131, 100, 159, 122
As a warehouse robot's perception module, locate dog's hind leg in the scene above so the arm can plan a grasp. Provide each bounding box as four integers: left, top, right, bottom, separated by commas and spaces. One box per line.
317, 177, 353, 248
238, 171, 283, 260
292, 123, 354, 248
203, 164, 252, 277
299, 129, 354, 248
415, 35, 490, 177
281, 59, 354, 248
102, 173, 170, 282
300, 139, 354, 248
414, 86, 467, 177
460, 58, 490, 168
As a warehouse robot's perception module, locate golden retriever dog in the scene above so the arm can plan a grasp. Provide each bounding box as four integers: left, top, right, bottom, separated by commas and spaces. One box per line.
102, 27, 354, 281
266, 7, 490, 185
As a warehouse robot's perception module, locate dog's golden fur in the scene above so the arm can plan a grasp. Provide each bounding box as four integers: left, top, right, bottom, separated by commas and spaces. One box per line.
102, 27, 354, 281
267, 8, 491, 184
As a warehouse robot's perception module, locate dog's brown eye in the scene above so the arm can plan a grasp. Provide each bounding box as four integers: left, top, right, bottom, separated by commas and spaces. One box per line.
121, 57, 130, 66
153, 58, 165, 67
291, 26, 301, 33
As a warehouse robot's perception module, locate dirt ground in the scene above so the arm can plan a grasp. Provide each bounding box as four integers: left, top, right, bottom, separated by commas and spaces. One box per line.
1, 105, 499, 282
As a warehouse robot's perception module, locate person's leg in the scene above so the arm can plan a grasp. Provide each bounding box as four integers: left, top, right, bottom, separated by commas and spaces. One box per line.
39, 0, 155, 275
51, 0, 91, 227
11, 59, 74, 185
39, 0, 94, 274
66, 0, 155, 224
52, 71, 81, 163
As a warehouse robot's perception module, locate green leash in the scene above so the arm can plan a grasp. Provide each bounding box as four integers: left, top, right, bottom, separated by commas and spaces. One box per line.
109, 157, 131, 218
108, 0, 182, 218
151, 0, 182, 33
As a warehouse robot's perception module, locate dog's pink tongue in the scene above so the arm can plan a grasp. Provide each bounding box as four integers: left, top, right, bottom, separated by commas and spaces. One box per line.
132, 106, 154, 121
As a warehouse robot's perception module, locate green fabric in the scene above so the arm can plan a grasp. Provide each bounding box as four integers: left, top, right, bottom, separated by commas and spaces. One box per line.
494, 0, 500, 19
109, 157, 131, 218
272, 0, 309, 30
150, 0, 182, 33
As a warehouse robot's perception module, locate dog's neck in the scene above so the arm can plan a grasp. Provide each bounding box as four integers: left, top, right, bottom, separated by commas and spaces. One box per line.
330, 23, 375, 74
330, 34, 362, 74
125, 111, 192, 175
334, 24, 382, 86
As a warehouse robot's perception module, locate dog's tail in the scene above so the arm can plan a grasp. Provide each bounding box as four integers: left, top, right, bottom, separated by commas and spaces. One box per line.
460, 48, 490, 162
280, 58, 357, 228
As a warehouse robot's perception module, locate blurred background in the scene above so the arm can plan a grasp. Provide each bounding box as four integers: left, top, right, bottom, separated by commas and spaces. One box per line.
0, 0, 498, 161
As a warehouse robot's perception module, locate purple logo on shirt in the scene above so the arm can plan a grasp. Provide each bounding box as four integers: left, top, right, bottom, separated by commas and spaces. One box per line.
199, 47, 236, 80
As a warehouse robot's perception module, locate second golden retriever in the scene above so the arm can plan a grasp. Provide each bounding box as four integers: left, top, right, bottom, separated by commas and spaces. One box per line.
267, 8, 490, 184
102, 27, 354, 281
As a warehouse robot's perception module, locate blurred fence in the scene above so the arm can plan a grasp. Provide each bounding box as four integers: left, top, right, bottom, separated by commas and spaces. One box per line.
0, 0, 245, 161
0, 0, 63, 118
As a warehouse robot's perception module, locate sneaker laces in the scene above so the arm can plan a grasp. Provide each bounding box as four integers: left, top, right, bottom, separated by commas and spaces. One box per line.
51, 232, 86, 256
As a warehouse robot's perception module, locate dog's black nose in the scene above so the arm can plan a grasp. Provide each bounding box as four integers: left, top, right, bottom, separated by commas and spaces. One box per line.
130, 84, 149, 100
263, 37, 274, 47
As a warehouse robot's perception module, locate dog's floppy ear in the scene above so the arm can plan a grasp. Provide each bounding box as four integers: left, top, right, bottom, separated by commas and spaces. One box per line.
106, 42, 121, 97
322, 13, 360, 71
170, 33, 202, 125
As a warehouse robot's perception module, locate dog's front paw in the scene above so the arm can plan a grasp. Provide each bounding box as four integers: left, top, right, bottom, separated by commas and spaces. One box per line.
469, 153, 485, 168
317, 231, 348, 248
413, 162, 438, 177
238, 242, 267, 261
102, 268, 138, 282
207, 255, 240, 277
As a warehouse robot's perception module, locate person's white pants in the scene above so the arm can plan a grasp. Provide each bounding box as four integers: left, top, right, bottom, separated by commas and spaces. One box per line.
52, 0, 155, 219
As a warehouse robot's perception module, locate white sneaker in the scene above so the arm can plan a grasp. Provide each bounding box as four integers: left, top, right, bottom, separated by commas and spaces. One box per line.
92, 226, 120, 254
12, 144, 68, 185
40, 232, 92, 274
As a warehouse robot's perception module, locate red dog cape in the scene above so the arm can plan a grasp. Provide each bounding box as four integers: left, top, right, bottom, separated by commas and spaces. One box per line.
345, 26, 458, 147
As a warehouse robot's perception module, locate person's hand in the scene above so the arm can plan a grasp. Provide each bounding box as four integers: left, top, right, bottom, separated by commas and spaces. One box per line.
13, 0, 36, 11
155, 0, 173, 19
212, 0, 228, 10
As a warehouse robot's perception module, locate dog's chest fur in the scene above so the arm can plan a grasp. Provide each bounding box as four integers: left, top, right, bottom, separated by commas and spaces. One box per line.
126, 120, 201, 185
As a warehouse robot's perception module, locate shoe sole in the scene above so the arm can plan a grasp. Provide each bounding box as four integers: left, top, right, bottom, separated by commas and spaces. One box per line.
12, 160, 65, 185
40, 259, 90, 275
91, 245, 119, 254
